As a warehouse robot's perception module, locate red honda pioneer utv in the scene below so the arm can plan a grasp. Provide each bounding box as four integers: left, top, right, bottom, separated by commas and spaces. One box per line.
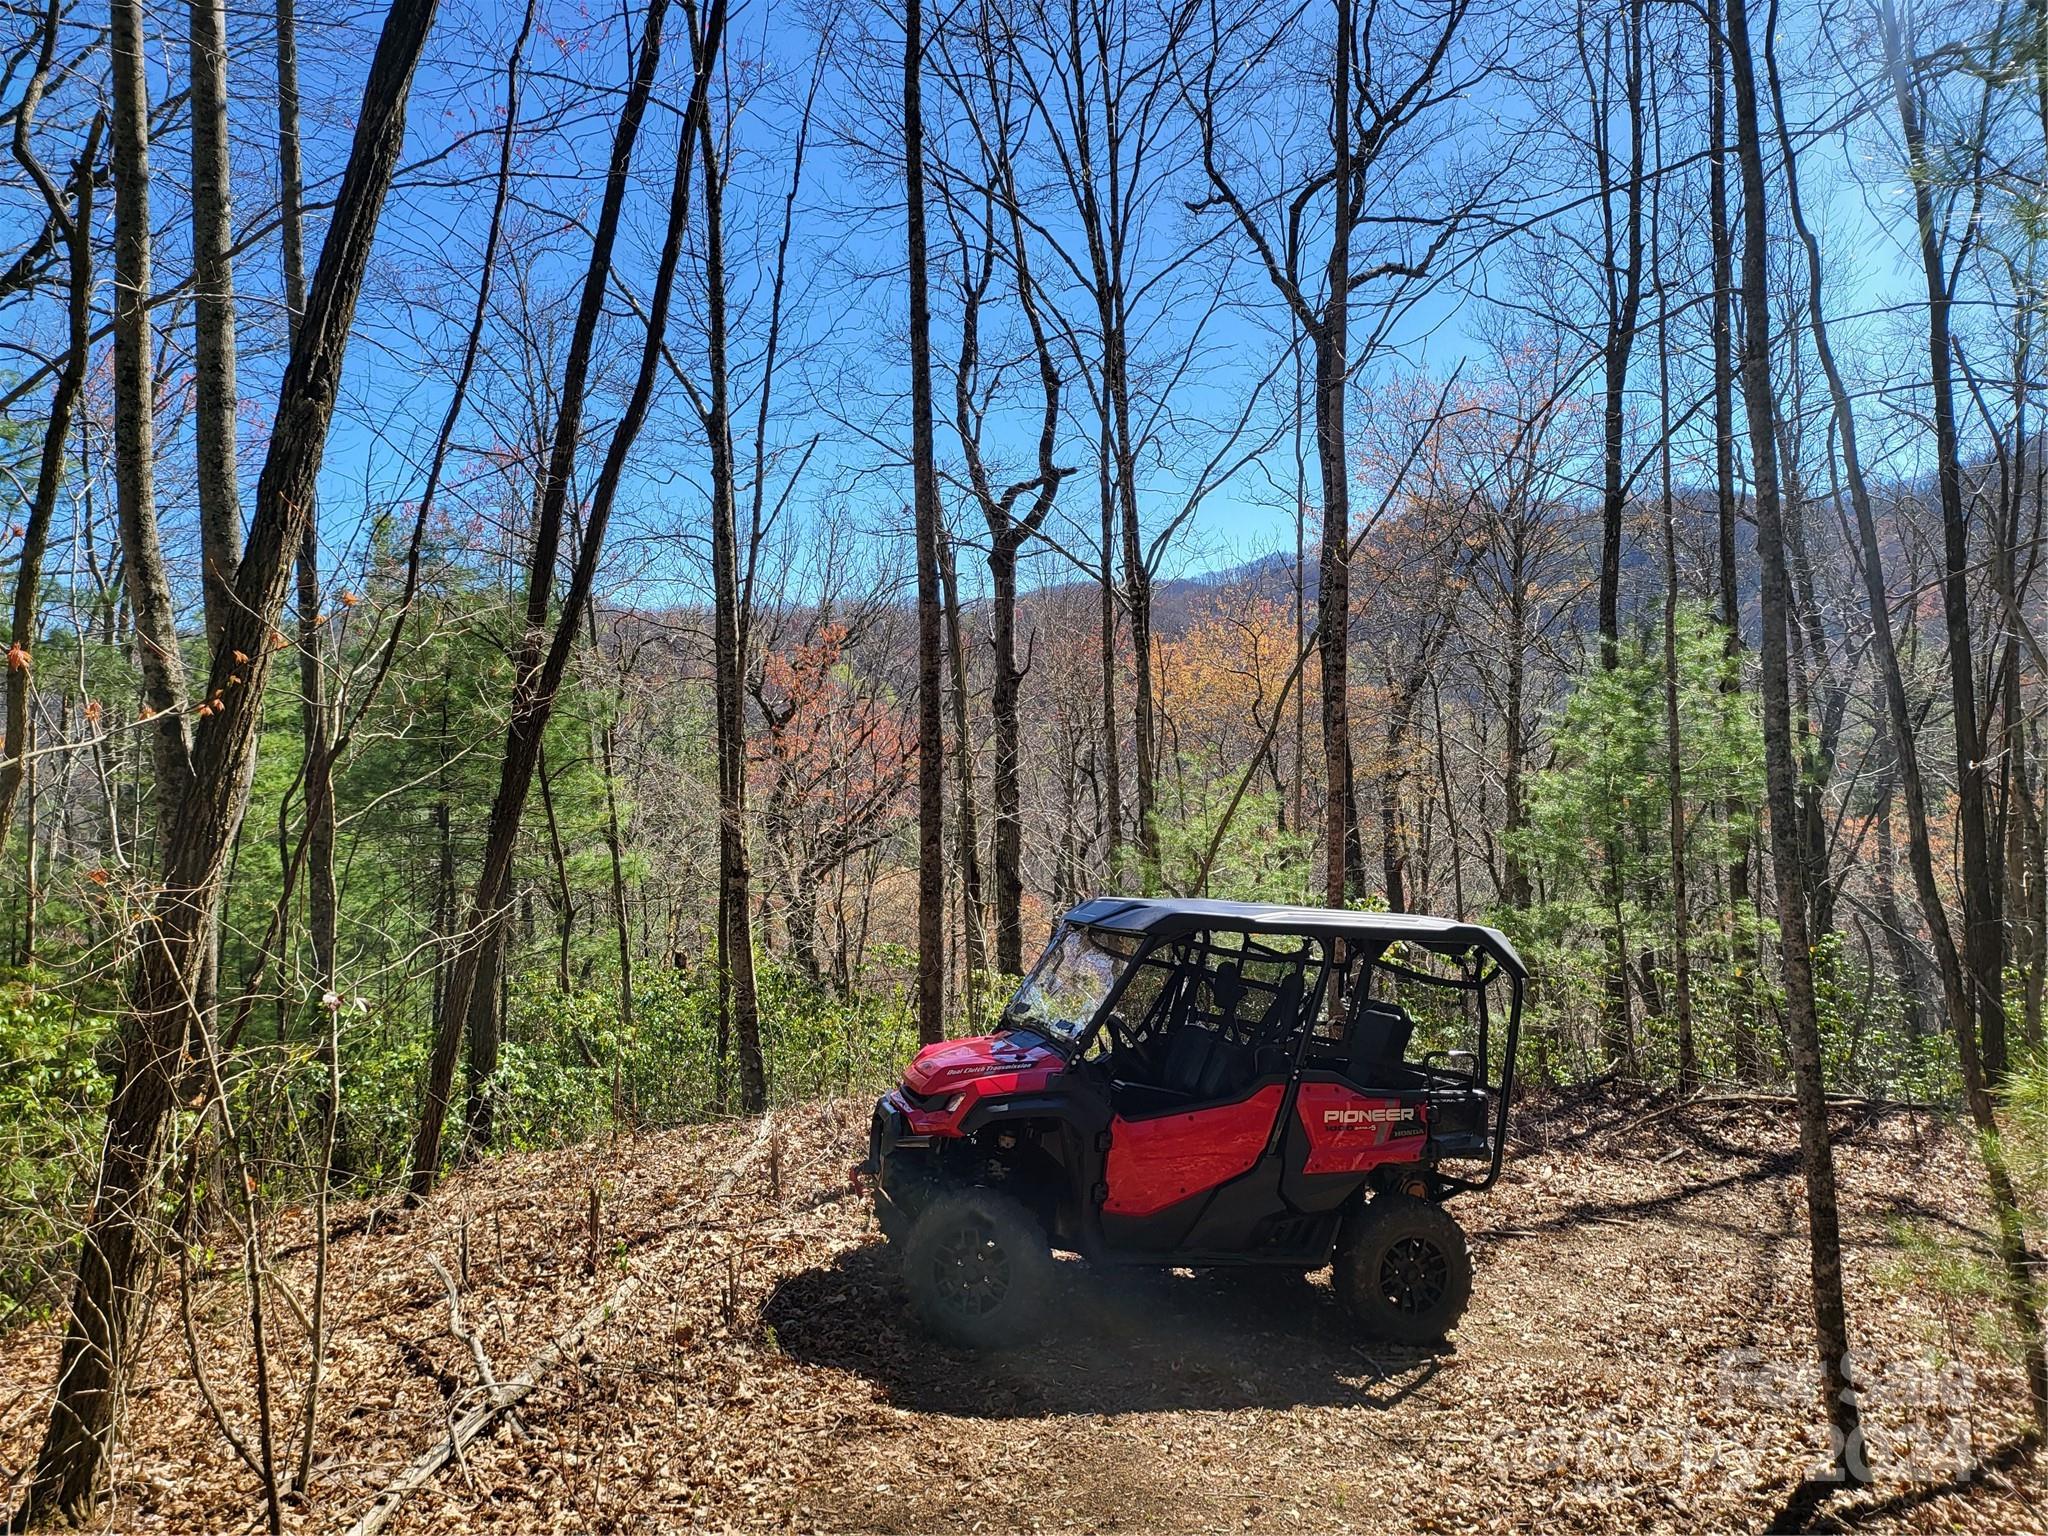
860, 897, 1525, 1350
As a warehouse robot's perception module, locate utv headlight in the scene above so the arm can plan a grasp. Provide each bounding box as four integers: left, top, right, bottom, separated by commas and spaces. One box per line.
943, 1093, 966, 1113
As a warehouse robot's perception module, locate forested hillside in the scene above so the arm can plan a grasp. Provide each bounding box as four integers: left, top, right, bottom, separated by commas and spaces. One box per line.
2, 0, 2048, 1525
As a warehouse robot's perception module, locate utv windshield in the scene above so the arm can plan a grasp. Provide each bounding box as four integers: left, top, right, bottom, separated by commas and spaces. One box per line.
1002, 925, 1128, 1045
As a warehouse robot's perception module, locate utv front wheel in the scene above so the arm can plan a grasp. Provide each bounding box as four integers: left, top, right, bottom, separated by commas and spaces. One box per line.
900, 1188, 1054, 1350
1334, 1193, 1473, 1346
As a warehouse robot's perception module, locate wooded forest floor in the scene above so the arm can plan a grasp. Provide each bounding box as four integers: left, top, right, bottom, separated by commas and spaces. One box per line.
3, 1089, 2046, 1534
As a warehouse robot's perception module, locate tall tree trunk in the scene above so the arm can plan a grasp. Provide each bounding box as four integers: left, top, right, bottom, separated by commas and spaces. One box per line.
462, 911, 507, 1152
108, 0, 192, 828
1116, 356, 1158, 892
1655, 161, 1695, 1094
938, 525, 987, 986
408, 0, 726, 1193
598, 710, 635, 1033
946, 99, 1066, 969
1707, 0, 1760, 1080
1780, 7, 2048, 1430
190, 0, 242, 646
17, 0, 442, 1516
990, 535, 1027, 969
276, 0, 338, 1016
1592, 0, 1647, 1065
1727, 0, 1867, 1482
905, 0, 945, 1042
1593, 0, 1646, 671
0, 7, 98, 852
1882, 5, 2010, 1081
1315, 0, 1357, 912
1870, 711, 1932, 1038
700, 93, 766, 1114
1096, 433, 1121, 875
1502, 572, 1531, 909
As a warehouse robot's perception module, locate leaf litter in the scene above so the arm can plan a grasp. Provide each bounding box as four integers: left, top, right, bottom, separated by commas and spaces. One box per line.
0, 1091, 2041, 1534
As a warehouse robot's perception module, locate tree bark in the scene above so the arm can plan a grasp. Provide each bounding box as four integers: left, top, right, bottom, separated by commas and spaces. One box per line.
462, 911, 507, 1153
0, 5, 98, 853
906, 0, 946, 1042
1592, 0, 1645, 671
276, 0, 339, 1016
108, 0, 193, 826
190, 0, 242, 647
700, 87, 767, 1113
1882, 4, 2009, 1081
1707, 0, 1760, 1080
937, 525, 987, 986
1727, 0, 1867, 1482
1315, 0, 1357, 913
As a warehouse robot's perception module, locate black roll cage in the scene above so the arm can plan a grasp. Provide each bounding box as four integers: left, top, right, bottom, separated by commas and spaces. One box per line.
1041, 920, 1523, 1194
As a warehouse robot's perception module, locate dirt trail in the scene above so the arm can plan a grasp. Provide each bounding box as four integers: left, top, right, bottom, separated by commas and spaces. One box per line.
1, 1095, 2040, 1534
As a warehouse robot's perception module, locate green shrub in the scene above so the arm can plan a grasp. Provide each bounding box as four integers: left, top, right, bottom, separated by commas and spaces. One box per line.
0, 973, 108, 1316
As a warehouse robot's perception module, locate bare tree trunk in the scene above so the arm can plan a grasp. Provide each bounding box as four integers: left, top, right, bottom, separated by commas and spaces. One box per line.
1586, 0, 1647, 1066
598, 710, 635, 1034
699, 89, 766, 1113
190, 0, 242, 646
0, 4, 98, 852
1502, 576, 1532, 910
1120, 394, 1158, 891
1654, 151, 1694, 1095
1778, 9, 2048, 1430
1096, 440, 1121, 874
108, 0, 192, 828
462, 911, 507, 1152
408, 0, 726, 1194
17, 0, 441, 1515
1592, 0, 1645, 671
1882, 3, 2010, 1082
936, 61, 1069, 969
1707, 0, 1759, 1080
1315, 0, 1357, 913
1727, 0, 1867, 1482
2015, 717, 2045, 1050
275, 0, 339, 1020
938, 525, 987, 987
1869, 710, 1932, 1038
905, 0, 945, 1043
537, 743, 573, 992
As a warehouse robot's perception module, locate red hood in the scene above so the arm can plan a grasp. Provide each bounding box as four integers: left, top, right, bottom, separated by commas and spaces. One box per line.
903, 1032, 1062, 1096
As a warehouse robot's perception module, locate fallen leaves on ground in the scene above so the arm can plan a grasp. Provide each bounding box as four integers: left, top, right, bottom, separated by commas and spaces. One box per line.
0, 1090, 2041, 1534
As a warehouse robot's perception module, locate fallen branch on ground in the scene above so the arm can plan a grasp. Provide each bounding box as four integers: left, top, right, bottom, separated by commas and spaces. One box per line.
1597, 1090, 1941, 1144
424, 1252, 525, 1442
341, 1113, 778, 1536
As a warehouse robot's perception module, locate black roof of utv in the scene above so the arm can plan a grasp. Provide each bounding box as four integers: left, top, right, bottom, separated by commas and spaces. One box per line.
1061, 896, 1527, 980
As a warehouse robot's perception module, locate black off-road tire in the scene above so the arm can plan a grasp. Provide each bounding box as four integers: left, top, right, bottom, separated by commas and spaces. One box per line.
900, 1187, 1056, 1350
1333, 1192, 1473, 1345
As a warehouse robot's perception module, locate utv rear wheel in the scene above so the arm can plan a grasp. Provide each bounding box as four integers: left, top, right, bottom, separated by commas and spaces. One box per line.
1334, 1193, 1473, 1346
900, 1188, 1054, 1350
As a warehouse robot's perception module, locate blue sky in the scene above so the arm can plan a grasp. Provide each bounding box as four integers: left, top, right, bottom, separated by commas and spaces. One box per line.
0, 0, 1981, 623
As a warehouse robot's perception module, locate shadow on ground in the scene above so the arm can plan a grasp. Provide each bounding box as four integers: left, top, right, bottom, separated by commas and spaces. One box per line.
760, 1239, 1444, 1418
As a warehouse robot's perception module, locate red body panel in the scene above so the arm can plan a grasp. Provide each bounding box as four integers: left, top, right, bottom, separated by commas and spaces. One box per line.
1294, 1082, 1428, 1174
1103, 1084, 1287, 1216
894, 1033, 1061, 1137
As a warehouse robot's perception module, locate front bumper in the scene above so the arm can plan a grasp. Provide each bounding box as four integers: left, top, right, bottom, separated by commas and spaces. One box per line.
862, 1093, 936, 1238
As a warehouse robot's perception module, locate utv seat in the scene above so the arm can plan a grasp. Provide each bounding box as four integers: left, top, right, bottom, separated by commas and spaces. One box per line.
1350, 1002, 1413, 1066
1310, 1000, 1416, 1086
1159, 1025, 1252, 1100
